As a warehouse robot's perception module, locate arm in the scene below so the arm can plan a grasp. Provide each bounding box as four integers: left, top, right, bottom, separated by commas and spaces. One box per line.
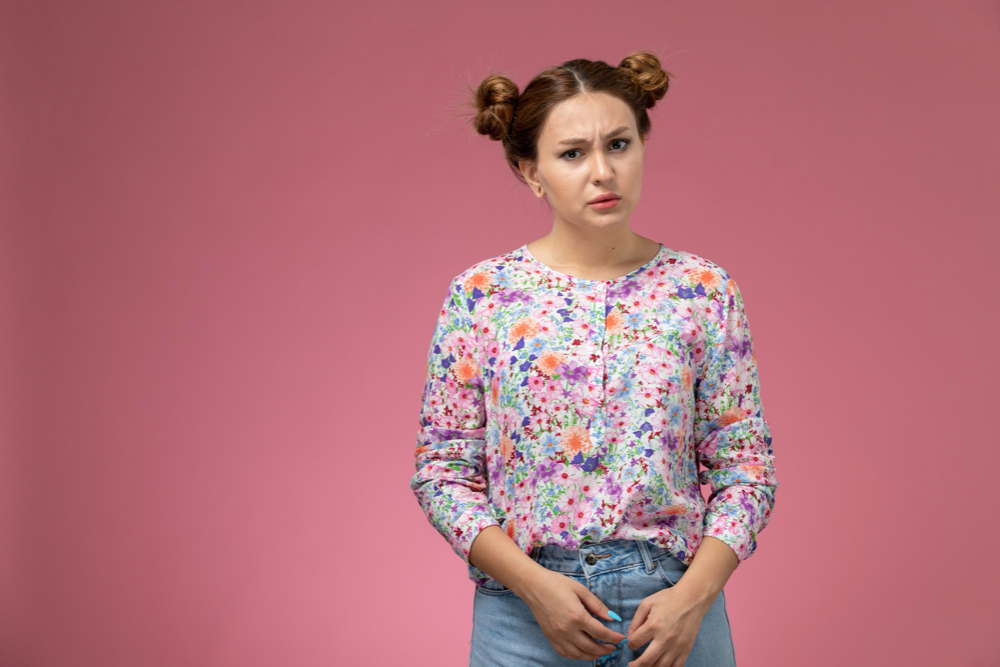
468, 525, 549, 596
410, 276, 502, 569
684, 274, 778, 600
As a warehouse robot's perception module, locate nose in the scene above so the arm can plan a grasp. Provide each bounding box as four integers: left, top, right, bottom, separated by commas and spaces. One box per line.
590, 151, 612, 182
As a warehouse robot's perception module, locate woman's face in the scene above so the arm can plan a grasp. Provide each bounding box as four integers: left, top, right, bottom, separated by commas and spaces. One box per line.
520, 92, 644, 231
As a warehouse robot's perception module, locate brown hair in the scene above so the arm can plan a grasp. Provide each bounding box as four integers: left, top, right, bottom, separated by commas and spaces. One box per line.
469, 51, 673, 187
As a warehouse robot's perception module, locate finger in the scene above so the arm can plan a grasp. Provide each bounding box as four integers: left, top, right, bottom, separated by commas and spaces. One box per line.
569, 630, 620, 658
582, 615, 627, 645
628, 602, 651, 648
629, 638, 666, 667
656, 644, 680, 667
576, 585, 618, 622
576, 589, 627, 644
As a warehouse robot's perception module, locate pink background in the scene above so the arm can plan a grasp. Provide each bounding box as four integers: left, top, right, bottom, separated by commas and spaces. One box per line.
2, 1, 998, 665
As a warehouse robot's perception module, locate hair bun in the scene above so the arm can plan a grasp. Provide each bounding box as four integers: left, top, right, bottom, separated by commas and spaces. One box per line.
619, 51, 671, 109
472, 74, 520, 142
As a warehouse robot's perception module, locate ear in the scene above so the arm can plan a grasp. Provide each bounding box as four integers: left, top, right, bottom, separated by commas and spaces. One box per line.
518, 159, 532, 180
518, 160, 540, 192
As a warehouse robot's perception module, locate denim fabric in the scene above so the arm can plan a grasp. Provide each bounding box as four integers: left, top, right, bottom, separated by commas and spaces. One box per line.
469, 539, 736, 666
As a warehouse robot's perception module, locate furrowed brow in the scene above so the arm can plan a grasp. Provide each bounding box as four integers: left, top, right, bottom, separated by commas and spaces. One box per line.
558, 126, 630, 146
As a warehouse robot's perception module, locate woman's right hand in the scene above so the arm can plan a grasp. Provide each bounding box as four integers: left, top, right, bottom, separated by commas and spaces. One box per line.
515, 568, 627, 660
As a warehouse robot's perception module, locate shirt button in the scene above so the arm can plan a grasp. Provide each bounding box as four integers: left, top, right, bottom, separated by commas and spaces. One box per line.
585, 554, 598, 565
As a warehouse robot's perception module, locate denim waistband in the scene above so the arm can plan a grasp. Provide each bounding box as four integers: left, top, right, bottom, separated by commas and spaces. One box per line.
528, 539, 675, 576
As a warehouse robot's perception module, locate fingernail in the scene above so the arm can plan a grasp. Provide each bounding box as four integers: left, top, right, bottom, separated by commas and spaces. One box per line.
608, 610, 622, 621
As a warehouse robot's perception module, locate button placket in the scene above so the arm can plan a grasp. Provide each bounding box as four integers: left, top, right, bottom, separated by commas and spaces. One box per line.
583, 283, 606, 429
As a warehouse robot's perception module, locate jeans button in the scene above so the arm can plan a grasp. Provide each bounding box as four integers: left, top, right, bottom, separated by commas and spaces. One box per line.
585, 554, 598, 565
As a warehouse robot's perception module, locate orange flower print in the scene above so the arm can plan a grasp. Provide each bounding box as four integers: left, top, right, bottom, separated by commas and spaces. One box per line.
681, 365, 693, 392
489, 374, 500, 406
509, 317, 541, 344
463, 270, 493, 294
506, 520, 516, 540
605, 307, 625, 336
726, 278, 736, 296
718, 406, 746, 427
535, 350, 567, 376
453, 355, 480, 385
692, 267, 723, 291
560, 424, 592, 455
499, 431, 515, 465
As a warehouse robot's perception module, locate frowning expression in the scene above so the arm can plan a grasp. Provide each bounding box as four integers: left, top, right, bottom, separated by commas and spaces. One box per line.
520, 92, 645, 230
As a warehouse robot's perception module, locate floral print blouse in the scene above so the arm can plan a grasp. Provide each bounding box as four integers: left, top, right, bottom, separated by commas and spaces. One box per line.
410, 242, 778, 587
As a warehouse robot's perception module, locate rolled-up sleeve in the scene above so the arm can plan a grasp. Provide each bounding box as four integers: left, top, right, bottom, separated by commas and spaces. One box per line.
410, 276, 501, 567
693, 274, 777, 563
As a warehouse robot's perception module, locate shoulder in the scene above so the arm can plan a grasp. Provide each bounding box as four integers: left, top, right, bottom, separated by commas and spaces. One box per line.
661, 248, 739, 302
448, 246, 521, 296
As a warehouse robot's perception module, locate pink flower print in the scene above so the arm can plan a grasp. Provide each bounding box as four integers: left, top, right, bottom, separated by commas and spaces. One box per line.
571, 503, 595, 530
645, 286, 669, 308
625, 501, 655, 529
635, 383, 660, 409
558, 495, 580, 516
526, 373, 548, 392
700, 299, 724, 329
534, 376, 567, 413
572, 380, 601, 416
649, 354, 682, 381
483, 338, 501, 361
604, 395, 628, 417
570, 319, 597, 339
603, 380, 628, 405
679, 317, 703, 349
604, 429, 625, 449
650, 411, 671, 431
653, 450, 669, 470
549, 514, 572, 536
637, 360, 665, 385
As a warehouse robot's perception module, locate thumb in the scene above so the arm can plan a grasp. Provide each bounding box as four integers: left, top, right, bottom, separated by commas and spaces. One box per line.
577, 586, 620, 622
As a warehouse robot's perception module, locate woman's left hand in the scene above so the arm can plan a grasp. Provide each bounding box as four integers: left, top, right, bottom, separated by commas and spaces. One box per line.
624, 585, 714, 667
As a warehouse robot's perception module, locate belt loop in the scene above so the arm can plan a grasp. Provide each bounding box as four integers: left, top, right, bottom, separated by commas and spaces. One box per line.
637, 540, 655, 574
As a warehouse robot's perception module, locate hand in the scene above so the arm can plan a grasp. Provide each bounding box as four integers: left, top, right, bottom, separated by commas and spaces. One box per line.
625, 586, 713, 667
516, 568, 627, 661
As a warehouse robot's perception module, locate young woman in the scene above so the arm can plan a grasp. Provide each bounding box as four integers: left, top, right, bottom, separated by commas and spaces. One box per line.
411, 51, 778, 667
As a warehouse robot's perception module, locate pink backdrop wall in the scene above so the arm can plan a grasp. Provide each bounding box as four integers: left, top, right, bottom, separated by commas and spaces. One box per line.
3, 1, 998, 665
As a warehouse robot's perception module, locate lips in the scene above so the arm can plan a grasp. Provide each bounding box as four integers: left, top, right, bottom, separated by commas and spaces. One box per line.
588, 193, 621, 204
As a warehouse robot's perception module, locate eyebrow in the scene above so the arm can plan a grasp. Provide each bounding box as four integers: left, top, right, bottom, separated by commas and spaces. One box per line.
558, 126, 631, 146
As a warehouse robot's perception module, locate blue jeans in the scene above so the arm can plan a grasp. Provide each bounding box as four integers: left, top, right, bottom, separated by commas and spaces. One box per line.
469, 539, 737, 666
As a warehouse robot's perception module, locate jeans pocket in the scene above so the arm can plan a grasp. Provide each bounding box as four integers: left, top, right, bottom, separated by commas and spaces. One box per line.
476, 577, 515, 597
654, 557, 684, 588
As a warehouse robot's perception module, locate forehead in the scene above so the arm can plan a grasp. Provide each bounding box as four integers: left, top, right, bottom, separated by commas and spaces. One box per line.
539, 93, 636, 142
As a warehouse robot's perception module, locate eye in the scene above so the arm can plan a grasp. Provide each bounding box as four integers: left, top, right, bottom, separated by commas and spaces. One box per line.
560, 139, 631, 160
